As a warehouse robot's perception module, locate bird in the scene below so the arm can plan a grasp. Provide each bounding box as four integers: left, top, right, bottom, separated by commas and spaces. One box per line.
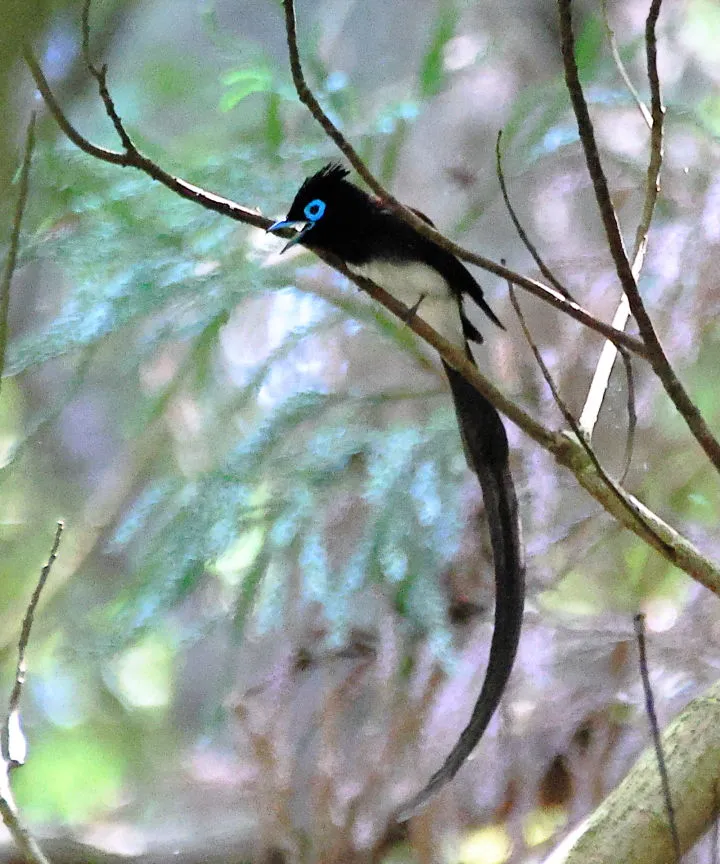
267, 163, 525, 818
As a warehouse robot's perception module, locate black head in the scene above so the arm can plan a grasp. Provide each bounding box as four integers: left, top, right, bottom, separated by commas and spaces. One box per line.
267, 163, 371, 255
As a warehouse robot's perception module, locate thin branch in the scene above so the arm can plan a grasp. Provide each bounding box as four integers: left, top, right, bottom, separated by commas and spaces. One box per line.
600, 0, 652, 129
495, 132, 637, 478
509, 284, 672, 556
0, 800, 52, 864
495, 131, 575, 301
618, 346, 637, 483
579, 0, 661, 440
82, 0, 134, 151
558, 0, 720, 472
634, 614, 682, 864
7, 521, 64, 724
1, 523, 63, 864
0, 114, 36, 390
23, 48, 267, 229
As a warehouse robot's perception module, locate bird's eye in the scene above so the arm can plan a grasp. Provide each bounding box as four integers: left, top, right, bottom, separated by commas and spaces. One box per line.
304, 198, 326, 221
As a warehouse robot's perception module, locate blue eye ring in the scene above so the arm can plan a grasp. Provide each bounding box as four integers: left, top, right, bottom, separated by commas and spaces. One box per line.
304, 198, 326, 221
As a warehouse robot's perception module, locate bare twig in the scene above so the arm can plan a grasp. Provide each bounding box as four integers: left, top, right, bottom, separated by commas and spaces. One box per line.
23, 48, 267, 229
495, 133, 637, 478
0, 114, 36, 391
1, 522, 63, 864
509, 284, 671, 555
559, 0, 720, 472
495, 131, 575, 301
618, 347, 637, 483
82, 0, 134, 151
633, 614, 682, 863
600, 0, 652, 128
579, 0, 661, 442
7, 522, 64, 724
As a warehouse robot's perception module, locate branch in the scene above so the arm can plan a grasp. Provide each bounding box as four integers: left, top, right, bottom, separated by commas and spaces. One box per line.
1, 522, 64, 864
495, 132, 576, 301
495, 134, 637, 480
558, 0, 720, 472
579, 0, 661, 440
6, 522, 64, 726
634, 615, 681, 863
600, 0, 653, 129
509, 284, 672, 557
0, 114, 36, 389
22, 48, 267, 230
544, 678, 720, 864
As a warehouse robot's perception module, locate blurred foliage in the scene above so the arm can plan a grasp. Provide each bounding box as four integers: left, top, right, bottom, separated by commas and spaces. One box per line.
1, 0, 720, 862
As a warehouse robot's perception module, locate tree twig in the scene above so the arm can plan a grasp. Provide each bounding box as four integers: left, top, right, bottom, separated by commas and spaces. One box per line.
495, 131, 575, 301
509, 283, 672, 555
1, 522, 64, 864
0, 114, 36, 391
559, 0, 720, 472
579, 0, 660, 442
600, 0, 652, 129
634, 614, 682, 864
6, 522, 64, 725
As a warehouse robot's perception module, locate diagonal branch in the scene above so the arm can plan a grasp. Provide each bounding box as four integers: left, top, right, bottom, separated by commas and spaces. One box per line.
22, 48, 267, 230
496, 131, 637, 478
1, 522, 63, 864
0, 114, 36, 391
509, 285, 671, 556
558, 0, 720, 472
579, 0, 661, 440
495, 131, 576, 302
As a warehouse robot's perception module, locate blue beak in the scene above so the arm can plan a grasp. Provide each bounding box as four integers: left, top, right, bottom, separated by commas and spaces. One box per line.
266, 218, 312, 253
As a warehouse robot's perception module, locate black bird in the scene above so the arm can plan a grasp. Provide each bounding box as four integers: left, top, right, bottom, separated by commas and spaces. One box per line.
268, 164, 524, 818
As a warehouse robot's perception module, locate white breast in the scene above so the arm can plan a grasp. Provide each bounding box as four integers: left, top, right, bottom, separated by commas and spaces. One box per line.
347, 260, 466, 348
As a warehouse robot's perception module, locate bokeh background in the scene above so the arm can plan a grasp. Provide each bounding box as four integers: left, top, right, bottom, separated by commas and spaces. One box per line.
1, 0, 720, 861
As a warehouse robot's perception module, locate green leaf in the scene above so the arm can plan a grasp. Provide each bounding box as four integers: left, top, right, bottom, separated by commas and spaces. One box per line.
574, 13, 604, 82
219, 66, 274, 111
420, 3, 459, 99
265, 91, 283, 152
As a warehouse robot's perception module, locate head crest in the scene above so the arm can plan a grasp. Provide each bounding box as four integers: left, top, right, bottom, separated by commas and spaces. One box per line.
299, 163, 350, 194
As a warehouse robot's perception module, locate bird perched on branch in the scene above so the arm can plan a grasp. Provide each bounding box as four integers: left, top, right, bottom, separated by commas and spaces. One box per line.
268, 164, 524, 818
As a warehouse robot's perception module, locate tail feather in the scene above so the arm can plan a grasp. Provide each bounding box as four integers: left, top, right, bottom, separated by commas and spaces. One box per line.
397, 361, 524, 820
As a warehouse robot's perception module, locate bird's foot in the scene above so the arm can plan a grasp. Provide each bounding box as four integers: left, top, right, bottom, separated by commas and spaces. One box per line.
403, 294, 426, 324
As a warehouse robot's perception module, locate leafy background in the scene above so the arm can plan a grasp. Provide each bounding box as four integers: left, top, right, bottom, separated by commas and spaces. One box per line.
1, 0, 720, 861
